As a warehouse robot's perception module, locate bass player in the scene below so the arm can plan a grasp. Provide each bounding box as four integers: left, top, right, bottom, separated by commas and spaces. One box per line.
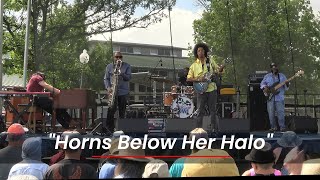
186, 43, 224, 131
260, 62, 290, 132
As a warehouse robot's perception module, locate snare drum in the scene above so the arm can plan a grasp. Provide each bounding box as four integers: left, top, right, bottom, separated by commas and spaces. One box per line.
171, 96, 194, 118
164, 92, 174, 106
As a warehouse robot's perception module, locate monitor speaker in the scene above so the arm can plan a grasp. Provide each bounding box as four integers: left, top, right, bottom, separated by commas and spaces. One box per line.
218, 118, 250, 133
165, 118, 198, 133
286, 116, 318, 133
117, 118, 149, 133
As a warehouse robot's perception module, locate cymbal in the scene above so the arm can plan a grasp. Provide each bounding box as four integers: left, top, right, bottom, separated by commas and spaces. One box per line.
150, 77, 174, 84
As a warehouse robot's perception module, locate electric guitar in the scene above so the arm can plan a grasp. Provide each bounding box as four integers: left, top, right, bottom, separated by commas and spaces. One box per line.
264, 70, 304, 101
193, 58, 232, 94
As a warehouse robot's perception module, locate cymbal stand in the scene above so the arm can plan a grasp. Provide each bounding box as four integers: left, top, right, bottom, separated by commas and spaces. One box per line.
153, 80, 157, 104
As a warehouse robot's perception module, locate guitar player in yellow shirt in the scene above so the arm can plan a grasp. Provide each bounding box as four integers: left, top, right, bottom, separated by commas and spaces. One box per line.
187, 43, 224, 131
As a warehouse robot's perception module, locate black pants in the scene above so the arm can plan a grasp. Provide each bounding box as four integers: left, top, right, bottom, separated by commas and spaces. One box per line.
34, 97, 71, 129
197, 90, 218, 131
105, 95, 127, 132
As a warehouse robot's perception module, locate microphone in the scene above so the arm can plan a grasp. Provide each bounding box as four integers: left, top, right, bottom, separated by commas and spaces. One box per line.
160, 58, 162, 66
117, 59, 122, 65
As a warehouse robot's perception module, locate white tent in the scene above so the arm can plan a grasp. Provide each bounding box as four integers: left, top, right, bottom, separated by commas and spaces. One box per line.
1, 74, 24, 88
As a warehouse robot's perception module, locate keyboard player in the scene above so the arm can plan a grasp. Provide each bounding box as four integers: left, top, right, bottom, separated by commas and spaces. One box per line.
26, 71, 73, 129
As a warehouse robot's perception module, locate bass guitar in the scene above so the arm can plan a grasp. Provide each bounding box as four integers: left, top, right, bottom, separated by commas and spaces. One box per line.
193, 58, 232, 94
264, 70, 304, 101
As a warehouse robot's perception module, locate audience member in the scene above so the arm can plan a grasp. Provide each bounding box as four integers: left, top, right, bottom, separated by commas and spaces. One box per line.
169, 128, 210, 177
44, 131, 97, 179
273, 131, 302, 174
49, 148, 86, 165
242, 142, 281, 176
181, 149, 239, 177
301, 158, 320, 175
283, 141, 320, 175
0, 123, 27, 179
0, 131, 8, 148
282, 146, 305, 175
8, 174, 39, 180
142, 159, 170, 178
98, 138, 120, 179
8, 137, 49, 179
113, 140, 151, 178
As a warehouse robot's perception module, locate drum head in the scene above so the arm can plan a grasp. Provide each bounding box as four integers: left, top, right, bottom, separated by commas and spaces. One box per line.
171, 96, 194, 118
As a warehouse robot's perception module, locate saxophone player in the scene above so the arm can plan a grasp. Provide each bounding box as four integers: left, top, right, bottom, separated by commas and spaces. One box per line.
103, 51, 132, 134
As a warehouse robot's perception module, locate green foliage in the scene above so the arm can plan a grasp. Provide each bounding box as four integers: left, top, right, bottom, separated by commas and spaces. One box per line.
193, 0, 320, 96
3, 0, 176, 91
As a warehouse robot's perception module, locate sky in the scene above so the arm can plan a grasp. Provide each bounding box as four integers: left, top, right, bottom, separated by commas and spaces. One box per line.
90, 0, 203, 52
89, 0, 320, 56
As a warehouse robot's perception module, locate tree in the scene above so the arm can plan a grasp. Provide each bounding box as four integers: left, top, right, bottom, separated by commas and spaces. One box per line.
3, 0, 176, 90
193, 0, 320, 100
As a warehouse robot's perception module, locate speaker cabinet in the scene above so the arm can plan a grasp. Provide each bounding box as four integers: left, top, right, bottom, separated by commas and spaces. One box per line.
217, 102, 234, 118
118, 118, 149, 133
165, 118, 198, 133
218, 118, 250, 133
286, 116, 318, 133
247, 83, 269, 131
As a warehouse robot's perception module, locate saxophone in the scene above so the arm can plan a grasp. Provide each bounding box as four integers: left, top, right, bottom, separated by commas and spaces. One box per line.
108, 61, 122, 107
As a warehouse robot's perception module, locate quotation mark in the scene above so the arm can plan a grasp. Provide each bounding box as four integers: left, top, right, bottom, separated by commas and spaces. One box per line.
267, 133, 274, 138
49, 133, 57, 138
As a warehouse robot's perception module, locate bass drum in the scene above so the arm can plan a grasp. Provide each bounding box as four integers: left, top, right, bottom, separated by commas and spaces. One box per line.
171, 96, 194, 118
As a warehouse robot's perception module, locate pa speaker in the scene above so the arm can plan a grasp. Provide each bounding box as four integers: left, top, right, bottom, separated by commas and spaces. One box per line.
118, 118, 148, 133
218, 118, 250, 133
165, 118, 198, 133
286, 116, 318, 133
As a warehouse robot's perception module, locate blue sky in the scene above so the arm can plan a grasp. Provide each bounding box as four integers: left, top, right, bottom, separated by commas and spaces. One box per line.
175, 0, 199, 12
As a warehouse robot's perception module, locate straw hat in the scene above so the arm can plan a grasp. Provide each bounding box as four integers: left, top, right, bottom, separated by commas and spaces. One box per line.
181, 149, 239, 177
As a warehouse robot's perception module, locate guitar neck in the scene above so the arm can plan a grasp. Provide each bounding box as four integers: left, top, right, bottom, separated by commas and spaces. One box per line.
274, 75, 296, 90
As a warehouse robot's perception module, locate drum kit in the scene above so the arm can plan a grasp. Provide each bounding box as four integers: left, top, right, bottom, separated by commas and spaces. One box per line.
148, 76, 197, 119
163, 85, 196, 118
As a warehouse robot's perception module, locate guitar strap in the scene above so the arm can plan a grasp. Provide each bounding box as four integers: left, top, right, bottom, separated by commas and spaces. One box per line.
203, 57, 211, 73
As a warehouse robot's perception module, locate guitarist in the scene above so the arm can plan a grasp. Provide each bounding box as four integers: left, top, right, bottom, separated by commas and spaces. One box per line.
260, 63, 290, 132
186, 43, 224, 131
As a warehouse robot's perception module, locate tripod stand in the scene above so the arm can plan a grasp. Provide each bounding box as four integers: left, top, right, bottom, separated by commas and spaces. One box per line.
90, 94, 111, 135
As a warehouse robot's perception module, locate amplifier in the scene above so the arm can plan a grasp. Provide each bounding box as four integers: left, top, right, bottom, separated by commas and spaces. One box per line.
248, 71, 268, 83
217, 102, 234, 118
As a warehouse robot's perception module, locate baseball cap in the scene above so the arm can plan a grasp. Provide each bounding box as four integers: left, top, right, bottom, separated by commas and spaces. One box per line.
142, 159, 170, 178
7, 123, 28, 134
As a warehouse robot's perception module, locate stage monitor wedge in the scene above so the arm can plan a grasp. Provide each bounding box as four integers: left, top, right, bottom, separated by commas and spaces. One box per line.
165, 118, 198, 133
117, 118, 149, 133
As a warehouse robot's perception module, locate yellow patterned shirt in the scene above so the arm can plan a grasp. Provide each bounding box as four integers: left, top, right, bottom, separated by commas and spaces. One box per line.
187, 58, 220, 92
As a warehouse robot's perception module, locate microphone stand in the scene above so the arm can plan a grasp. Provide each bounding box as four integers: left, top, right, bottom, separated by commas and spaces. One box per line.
143, 58, 163, 111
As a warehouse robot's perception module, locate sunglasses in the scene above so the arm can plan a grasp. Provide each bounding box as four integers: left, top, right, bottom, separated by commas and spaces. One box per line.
115, 56, 123, 58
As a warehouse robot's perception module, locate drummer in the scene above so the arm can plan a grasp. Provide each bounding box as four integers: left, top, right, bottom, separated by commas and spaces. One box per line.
178, 67, 197, 109
178, 67, 193, 86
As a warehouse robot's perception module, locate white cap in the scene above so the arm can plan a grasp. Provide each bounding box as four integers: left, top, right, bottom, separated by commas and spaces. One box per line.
142, 159, 170, 178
